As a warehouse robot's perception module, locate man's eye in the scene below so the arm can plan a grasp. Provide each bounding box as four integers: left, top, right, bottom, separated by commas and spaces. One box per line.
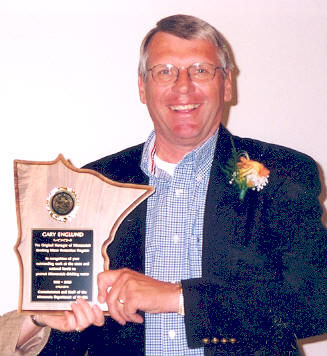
159, 69, 171, 75
195, 67, 210, 74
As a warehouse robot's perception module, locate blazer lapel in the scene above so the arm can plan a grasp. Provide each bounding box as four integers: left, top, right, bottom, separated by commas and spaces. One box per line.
202, 126, 259, 278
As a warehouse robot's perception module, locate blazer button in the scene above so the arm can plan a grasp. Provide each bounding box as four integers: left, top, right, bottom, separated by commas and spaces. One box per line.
211, 337, 219, 344
202, 338, 210, 345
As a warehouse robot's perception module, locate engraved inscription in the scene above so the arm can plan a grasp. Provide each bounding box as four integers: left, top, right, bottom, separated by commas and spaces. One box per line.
32, 230, 93, 302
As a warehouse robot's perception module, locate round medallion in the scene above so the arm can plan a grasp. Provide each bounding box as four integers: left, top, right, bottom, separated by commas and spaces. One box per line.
47, 187, 79, 222
51, 190, 75, 215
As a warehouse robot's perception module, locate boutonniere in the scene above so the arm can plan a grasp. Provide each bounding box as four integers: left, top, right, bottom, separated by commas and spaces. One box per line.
223, 139, 270, 200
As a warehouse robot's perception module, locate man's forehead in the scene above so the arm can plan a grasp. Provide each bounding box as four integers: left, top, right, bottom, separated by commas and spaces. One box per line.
146, 32, 220, 65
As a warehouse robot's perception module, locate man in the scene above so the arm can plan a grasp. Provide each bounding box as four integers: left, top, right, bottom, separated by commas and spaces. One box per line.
2, 14, 327, 355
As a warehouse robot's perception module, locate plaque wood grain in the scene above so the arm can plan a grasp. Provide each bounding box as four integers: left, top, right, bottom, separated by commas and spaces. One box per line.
14, 154, 154, 314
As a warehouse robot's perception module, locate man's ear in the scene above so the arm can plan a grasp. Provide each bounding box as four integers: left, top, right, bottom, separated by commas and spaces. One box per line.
224, 70, 232, 102
138, 75, 147, 104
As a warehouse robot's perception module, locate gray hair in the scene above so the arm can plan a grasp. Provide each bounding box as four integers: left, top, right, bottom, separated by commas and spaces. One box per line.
138, 14, 234, 80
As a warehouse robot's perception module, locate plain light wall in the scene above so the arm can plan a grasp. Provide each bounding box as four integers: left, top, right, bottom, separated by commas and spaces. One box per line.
0, 1, 326, 354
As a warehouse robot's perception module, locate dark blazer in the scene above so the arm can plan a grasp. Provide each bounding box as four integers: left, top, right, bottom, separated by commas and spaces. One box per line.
41, 126, 327, 355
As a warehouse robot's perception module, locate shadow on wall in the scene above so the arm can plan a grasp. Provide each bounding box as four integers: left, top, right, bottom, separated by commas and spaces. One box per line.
221, 37, 238, 128
317, 163, 327, 227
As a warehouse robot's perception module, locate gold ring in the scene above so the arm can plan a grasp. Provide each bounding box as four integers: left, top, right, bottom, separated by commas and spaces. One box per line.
118, 298, 125, 304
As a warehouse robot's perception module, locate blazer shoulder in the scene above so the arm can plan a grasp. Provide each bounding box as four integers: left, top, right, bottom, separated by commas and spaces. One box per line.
82, 143, 146, 183
233, 134, 317, 169
232, 134, 320, 190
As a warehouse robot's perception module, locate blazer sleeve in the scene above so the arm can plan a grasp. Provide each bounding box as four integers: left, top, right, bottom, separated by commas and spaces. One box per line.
182, 153, 327, 353
0, 311, 51, 356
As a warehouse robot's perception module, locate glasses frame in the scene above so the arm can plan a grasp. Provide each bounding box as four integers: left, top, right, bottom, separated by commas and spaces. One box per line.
146, 62, 226, 84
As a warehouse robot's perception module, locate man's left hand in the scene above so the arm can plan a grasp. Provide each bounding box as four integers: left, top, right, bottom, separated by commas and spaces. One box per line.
97, 269, 180, 325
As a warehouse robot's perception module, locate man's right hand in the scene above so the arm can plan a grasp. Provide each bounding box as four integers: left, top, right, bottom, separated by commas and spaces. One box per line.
17, 298, 105, 348
37, 297, 105, 332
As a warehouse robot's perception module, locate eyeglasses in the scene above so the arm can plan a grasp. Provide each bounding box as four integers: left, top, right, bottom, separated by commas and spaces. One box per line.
147, 62, 225, 84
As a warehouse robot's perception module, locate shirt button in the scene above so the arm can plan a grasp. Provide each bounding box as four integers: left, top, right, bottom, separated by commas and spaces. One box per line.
172, 235, 180, 243
175, 188, 183, 197
168, 330, 176, 339
196, 174, 202, 182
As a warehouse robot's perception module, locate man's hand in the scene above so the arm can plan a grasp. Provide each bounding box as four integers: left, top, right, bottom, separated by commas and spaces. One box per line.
97, 269, 180, 325
37, 298, 105, 332
18, 298, 105, 347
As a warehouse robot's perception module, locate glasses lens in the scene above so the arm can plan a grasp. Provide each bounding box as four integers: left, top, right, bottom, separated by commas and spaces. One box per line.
189, 63, 216, 81
151, 64, 177, 83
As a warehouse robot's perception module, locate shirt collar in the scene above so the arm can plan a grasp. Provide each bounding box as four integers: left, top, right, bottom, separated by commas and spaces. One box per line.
141, 129, 219, 178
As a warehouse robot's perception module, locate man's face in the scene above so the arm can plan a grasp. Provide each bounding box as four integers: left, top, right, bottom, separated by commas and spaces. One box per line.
138, 32, 232, 161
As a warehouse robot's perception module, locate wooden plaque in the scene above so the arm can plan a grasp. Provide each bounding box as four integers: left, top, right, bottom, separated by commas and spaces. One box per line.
14, 154, 154, 314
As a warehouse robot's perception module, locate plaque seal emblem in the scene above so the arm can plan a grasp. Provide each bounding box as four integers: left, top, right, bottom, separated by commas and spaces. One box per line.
47, 187, 79, 222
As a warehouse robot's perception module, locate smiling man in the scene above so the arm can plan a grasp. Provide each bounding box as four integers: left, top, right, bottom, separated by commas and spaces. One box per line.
2, 14, 327, 356
138, 31, 232, 162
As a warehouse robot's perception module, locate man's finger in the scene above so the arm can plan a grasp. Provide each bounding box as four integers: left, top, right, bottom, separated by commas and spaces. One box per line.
92, 304, 105, 326
97, 270, 120, 304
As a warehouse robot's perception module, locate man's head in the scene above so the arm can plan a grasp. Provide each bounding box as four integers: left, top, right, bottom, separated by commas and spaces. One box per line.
138, 14, 233, 81
138, 15, 233, 162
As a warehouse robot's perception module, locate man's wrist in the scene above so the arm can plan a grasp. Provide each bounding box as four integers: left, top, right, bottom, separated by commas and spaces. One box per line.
30, 315, 47, 328
176, 282, 185, 316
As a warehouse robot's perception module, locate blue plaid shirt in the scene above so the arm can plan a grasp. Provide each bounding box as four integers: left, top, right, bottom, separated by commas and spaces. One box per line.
140, 130, 218, 356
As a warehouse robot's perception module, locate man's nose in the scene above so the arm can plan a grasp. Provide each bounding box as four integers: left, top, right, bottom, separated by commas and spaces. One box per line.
172, 68, 195, 93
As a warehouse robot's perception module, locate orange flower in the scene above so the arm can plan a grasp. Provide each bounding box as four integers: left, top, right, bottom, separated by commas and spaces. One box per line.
237, 157, 270, 187
223, 139, 270, 199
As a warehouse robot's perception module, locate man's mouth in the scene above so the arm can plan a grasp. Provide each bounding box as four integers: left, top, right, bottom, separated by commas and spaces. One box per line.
169, 104, 200, 111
